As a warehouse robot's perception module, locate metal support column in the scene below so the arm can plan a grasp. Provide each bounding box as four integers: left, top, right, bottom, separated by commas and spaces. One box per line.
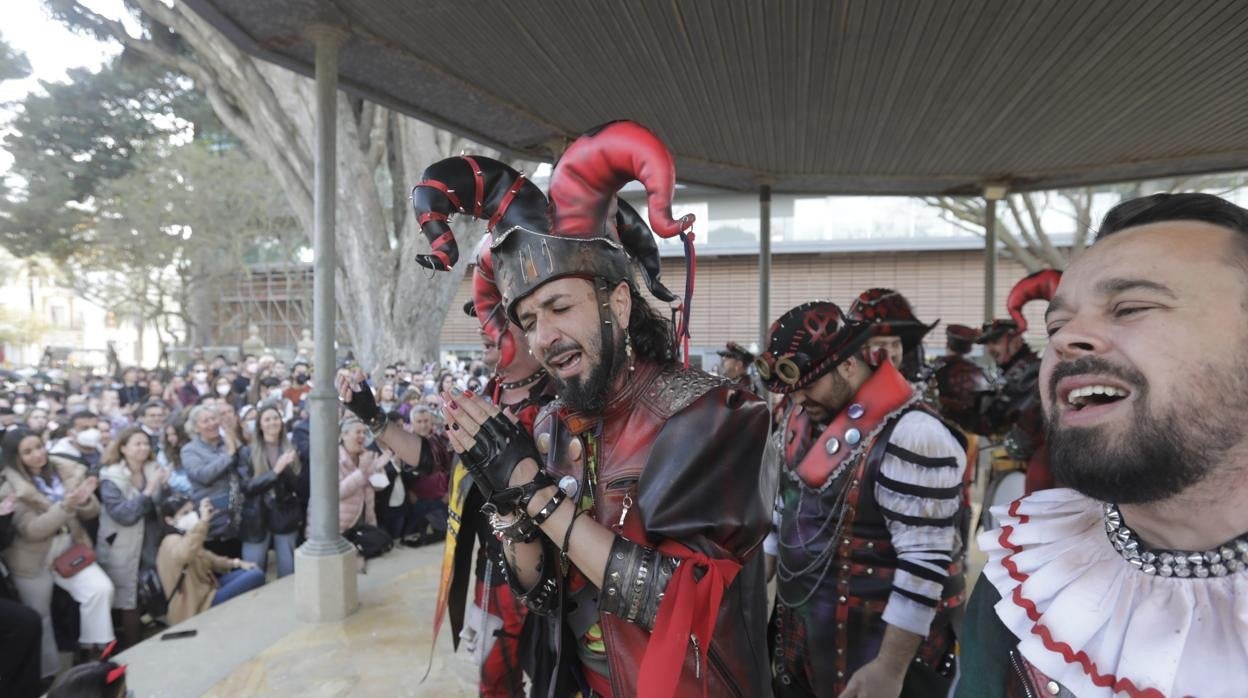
982, 185, 1006, 323
759, 185, 772, 345
305, 29, 351, 556
296, 25, 356, 623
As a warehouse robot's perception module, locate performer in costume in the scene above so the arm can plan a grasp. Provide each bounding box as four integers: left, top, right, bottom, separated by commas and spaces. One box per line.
435, 238, 555, 697
846, 288, 939, 383
761, 301, 967, 698
928, 324, 992, 435
974, 270, 1061, 522
958, 193, 1248, 697
717, 341, 763, 394
409, 120, 774, 698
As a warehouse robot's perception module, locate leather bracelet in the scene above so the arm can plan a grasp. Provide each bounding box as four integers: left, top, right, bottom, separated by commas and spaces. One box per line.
488, 509, 541, 544
560, 508, 586, 573
530, 487, 567, 526
489, 470, 557, 516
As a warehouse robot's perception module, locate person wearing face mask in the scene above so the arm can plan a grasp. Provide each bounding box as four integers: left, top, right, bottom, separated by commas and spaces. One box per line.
176, 366, 211, 409
237, 403, 302, 578
50, 411, 105, 473
284, 361, 312, 406
212, 376, 235, 411
95, 427, 168, 649
0, 429, 115, 678
155, 496, 262, 626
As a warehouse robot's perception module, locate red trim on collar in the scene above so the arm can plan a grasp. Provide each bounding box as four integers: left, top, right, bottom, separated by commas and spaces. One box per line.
998, 500, 1166, 698
793, 360, 914, 489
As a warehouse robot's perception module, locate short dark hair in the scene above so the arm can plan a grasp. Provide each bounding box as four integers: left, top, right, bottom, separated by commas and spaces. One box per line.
140, 400, 166, 417
68, 410, 97, 429
1096, 193, 1248, 264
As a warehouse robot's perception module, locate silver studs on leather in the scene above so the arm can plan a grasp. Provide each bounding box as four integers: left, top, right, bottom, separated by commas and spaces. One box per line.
1104, 502, 1248, 578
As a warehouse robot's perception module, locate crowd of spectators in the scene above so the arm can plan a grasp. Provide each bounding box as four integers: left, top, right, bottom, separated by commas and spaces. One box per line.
0, 349, 472, 697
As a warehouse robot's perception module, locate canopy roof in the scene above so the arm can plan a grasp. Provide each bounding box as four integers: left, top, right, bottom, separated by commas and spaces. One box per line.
185, 0, 1248, 195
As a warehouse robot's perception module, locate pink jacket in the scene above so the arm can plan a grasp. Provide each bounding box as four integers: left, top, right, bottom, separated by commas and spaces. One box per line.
336, 445, 377, 533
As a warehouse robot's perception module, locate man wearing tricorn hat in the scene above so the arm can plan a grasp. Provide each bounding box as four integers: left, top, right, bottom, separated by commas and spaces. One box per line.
341, 121, 775, 697
760, 300, 968, 697
717, 341, 762, 394
846, 288, 939, 383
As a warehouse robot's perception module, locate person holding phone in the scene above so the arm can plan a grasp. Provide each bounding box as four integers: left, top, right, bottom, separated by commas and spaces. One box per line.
155, 496, 263, 626
0, 429, 115, 678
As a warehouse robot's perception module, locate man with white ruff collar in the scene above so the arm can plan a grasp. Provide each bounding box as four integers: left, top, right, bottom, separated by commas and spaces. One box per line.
957, 192, 1248, 697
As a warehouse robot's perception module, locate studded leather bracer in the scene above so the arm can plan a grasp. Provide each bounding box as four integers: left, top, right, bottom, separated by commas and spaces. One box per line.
599, 536, 681, 631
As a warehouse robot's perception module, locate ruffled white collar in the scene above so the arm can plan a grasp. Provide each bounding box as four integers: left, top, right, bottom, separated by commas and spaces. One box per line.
980, 487, 1248, 698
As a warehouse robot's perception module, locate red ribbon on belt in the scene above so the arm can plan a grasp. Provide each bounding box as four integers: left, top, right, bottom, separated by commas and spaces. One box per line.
636, 540, 742, 698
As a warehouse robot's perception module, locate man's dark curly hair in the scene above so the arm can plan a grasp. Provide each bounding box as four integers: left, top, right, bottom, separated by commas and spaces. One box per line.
626, 285, 678, 368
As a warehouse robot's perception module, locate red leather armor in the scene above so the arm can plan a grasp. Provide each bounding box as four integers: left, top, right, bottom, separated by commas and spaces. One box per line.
527, 362, 773, 698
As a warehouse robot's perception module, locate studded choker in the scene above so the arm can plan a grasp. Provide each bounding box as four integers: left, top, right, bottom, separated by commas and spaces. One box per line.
499, 369, 547, 391
1104, 502, 1248, 578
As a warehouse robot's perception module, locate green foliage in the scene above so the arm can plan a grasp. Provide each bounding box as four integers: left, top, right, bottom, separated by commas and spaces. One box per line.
0, 54, 215, 259
0, 35, 31, 82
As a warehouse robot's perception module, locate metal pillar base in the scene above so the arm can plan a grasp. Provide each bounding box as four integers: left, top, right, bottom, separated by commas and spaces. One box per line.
294, 543, 359, 622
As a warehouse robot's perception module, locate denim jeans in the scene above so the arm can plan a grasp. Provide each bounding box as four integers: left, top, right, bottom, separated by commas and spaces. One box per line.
241, 531, 298, 578
211, 568, 265, 607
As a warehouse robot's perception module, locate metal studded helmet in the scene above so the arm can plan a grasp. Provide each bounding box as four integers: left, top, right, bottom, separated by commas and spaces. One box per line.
846, 288, 938, 353
757, 301, 873, 395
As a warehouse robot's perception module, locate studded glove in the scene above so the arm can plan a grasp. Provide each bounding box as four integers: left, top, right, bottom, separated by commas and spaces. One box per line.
342, 380, 386, 433
463, 413, 541, 508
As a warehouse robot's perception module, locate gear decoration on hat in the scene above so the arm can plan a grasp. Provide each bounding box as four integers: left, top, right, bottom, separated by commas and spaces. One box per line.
978, 269, 1062, 342
757, 301, 873, 395
410, 120, 697, 365
846, 288, 938, 353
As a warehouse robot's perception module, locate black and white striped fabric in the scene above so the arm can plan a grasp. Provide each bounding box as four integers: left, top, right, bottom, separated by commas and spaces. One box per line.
874, 410, 965, 637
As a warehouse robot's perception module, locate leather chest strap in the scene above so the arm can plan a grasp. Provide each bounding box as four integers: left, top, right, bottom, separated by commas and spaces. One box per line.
794, 361, 917, 490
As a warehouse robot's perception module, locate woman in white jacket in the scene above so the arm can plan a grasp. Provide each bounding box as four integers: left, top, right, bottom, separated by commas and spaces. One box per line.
96, 426, 168, 648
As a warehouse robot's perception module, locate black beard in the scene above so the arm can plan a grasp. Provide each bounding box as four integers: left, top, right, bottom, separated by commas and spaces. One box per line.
1046, 355, 1243, 504
551, 330, 623, 416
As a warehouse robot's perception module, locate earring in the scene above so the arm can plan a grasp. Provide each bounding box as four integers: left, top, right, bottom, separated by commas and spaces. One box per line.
625, 331, 635, 372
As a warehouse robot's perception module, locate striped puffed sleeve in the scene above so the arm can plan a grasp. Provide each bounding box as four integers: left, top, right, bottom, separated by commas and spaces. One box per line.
873, 410, 965, 637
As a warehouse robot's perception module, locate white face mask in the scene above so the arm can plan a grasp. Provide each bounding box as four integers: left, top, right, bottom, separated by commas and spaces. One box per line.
174, 511, 200, 533
268, 388, 283, 401
76, 428, 102, 450
216, 384, 231, 396
13, 404, 26, 415
194, 371, 208, 382
244, 421, 256, 436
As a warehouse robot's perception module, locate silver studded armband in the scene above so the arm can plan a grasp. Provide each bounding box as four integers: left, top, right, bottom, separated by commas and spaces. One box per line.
599, 536, 681, 631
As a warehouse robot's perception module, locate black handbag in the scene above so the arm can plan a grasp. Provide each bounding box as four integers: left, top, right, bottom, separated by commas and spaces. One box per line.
343, 523, 393, 559
266, 485, 303, 535
136, 565, 188, 620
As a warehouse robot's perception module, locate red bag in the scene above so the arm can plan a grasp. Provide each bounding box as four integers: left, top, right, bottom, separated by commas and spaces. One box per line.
53, 543, 96, 578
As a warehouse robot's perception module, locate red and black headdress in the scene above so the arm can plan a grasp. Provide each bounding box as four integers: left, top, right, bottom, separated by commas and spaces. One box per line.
756, 301, 873, 395
978, 269, 1062, 342
846, 288, 937, 352
411, 121, 695, 361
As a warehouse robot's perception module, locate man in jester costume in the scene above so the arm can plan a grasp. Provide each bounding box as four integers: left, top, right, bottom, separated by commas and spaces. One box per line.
402, 120, 775, 697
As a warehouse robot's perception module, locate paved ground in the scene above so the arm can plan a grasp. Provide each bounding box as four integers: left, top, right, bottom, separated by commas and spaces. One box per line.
117, 544, 479, 698
117, 449, 993, 697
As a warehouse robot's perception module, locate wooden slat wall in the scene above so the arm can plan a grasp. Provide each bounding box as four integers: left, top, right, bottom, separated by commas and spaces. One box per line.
441, 250, 1050, 354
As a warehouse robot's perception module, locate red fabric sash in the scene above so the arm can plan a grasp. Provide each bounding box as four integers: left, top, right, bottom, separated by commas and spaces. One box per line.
636, 539, 742, 698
